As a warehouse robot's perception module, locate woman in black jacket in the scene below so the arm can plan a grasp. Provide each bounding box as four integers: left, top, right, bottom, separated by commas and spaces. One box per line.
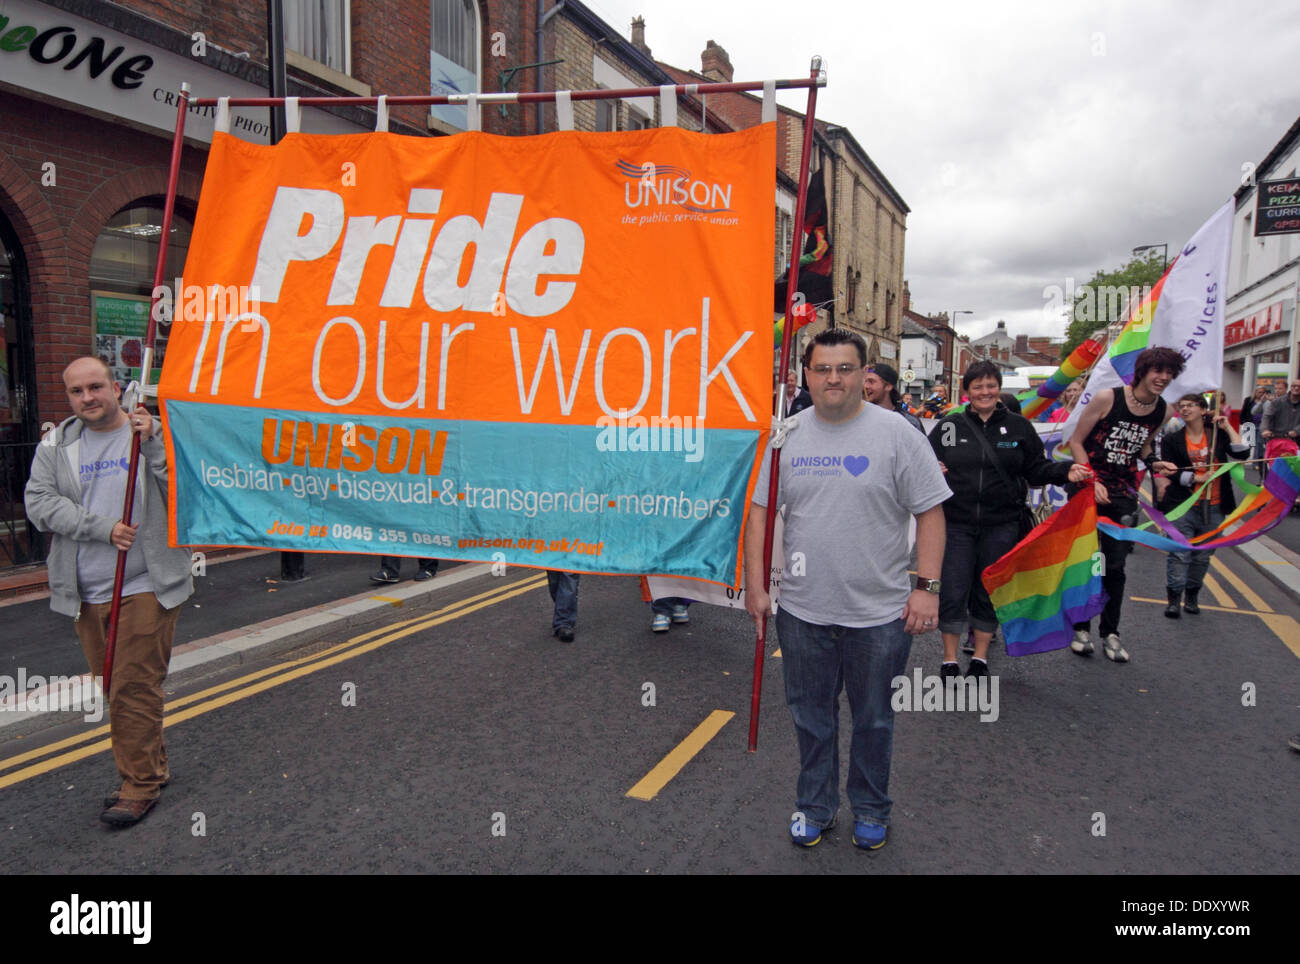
1157, 393, 1248, 617
929, 361, 1090, 678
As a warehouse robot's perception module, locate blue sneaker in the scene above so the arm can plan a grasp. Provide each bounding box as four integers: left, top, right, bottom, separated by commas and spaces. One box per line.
651, 613, 671, 633
852, 820, 888, 850
670, 603, 690, 624
790, 813, 834, 847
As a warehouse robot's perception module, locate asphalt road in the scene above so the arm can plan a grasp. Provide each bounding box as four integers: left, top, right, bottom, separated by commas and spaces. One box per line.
1, 539, 1297, 875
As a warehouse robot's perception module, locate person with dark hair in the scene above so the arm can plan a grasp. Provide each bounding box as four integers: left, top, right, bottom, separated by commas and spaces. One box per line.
931, 362, 1088, 678
1159, 393, 1248, 617
1261, 379, 1300, 459
864, 363, 925, 432
999, 392, 1022, 414
746, 326, 950, 851
1066, 346, 1183, 661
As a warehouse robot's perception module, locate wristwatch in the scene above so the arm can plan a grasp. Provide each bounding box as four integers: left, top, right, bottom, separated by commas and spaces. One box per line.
916, 577, 941, 594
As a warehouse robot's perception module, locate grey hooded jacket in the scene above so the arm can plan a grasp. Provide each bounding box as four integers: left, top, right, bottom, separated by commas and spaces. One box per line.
24, 413, 194, 618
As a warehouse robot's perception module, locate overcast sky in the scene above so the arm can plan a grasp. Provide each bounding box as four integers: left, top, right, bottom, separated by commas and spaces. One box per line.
581, 0, 1300, 340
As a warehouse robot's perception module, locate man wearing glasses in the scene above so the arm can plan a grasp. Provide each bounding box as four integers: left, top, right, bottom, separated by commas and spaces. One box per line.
744, 329, 950, 850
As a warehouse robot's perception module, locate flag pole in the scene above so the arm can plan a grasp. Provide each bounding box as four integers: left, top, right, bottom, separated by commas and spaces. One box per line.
101, 84, 192, 700
748, 58, 823, 752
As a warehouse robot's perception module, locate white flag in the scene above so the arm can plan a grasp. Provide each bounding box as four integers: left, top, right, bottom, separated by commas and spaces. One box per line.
1058, 199, 1233, 454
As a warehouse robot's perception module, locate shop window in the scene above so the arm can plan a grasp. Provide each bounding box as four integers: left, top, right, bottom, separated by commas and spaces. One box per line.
284, 0, 352, 74
89, 202, 193, 387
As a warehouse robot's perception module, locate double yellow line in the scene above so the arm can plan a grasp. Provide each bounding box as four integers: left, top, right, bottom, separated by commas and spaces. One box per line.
0, 573, 547, 790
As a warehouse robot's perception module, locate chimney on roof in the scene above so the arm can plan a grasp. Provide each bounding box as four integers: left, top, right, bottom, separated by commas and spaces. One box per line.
701, 40, 733, 82
630, 16, 650, 55
1015, 334, 1028, 354
902, 279, 911, 313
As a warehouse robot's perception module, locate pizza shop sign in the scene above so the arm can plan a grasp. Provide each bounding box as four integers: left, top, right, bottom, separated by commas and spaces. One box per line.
1224, 301, 1285, 348
0, 13, 154, 91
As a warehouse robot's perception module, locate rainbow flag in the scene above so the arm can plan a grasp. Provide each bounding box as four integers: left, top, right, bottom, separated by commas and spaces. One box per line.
983, 488, 1106, 656
1021, 339, 1103, 421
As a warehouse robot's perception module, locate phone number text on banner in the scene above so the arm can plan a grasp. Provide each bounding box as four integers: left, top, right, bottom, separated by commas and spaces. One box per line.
158, 125, 776, 582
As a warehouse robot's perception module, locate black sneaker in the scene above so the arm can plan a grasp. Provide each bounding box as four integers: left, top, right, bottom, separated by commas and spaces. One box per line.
940, 662, 961, 681
414, 567, 436, 582
554, 627, 575, 643
370, 568, 401, 585
965, 658, 989, 678
1183, 589, 1201, 614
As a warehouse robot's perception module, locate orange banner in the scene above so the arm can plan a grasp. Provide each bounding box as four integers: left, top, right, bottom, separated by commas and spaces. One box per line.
159, 125, 776, 583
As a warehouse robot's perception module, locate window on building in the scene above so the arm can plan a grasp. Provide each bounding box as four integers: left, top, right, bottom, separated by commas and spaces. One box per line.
284, 0, 351, 74
432, 0, 479, 76
596, 97, 617, 132
846, 268, 860, 315
625, 110, 650, 131
89, 201, 193, 388
775, 207, 793, 276
430, 0, 481, 131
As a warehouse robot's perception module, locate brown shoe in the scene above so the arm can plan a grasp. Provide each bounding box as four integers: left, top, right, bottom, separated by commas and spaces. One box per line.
100, 796, 157, 827
104, 777, 169, 808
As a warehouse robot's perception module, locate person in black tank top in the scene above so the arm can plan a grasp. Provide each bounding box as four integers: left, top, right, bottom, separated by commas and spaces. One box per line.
1065, 347, 1184, 662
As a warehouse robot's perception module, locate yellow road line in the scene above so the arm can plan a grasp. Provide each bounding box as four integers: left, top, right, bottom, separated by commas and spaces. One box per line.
370, 595, 403, 606
626, 710, 734, 802
1130, 596, 1256, 615
1257, 560, 1291, 565
0, 575, 546, 774
1201, 573, 1234, 609
0, 575, 546, 789
1210, 557, 1273, 612
1257, 614, 1300, 659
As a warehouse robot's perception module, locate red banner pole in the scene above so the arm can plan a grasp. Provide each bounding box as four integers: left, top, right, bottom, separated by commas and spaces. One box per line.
102, 84, 192, 700
748, 58, 823, 752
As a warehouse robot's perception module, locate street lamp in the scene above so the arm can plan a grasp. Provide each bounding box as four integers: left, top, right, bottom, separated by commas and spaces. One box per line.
1132, 243, 1168, 272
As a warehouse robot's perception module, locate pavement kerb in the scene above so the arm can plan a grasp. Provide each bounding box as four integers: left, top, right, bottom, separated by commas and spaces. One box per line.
1230, 534, 1300, 607
0, 562, 496, 737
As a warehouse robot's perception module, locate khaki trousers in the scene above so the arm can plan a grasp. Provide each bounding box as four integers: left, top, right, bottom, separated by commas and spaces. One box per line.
75, 593, 179, 801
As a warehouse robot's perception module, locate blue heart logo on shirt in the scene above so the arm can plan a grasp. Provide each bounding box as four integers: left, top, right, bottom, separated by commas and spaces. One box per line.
844, 455, 870, 477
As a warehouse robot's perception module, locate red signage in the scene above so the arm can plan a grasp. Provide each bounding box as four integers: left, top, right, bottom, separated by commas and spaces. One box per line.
1225, 301, 1284, 347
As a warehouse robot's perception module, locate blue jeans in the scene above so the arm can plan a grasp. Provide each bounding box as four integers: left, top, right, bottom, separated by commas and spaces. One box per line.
547, 571, 580, 631
1166, 503, 1224, 592
650, 596, 691, 616
776, 608, 912, 828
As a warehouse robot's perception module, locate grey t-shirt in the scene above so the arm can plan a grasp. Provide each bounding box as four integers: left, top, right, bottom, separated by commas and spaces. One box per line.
76, 422, 152, 604
754, 401, 950, 628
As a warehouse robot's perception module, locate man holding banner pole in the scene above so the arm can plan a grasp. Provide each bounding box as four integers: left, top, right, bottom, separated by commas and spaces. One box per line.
744, 329, 949, 851
25, 357, 193, 826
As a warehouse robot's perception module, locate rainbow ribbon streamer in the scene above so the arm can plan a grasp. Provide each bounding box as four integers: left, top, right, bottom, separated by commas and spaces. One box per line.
1098, 456, 1300, 550
984, 488, 1106, 656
